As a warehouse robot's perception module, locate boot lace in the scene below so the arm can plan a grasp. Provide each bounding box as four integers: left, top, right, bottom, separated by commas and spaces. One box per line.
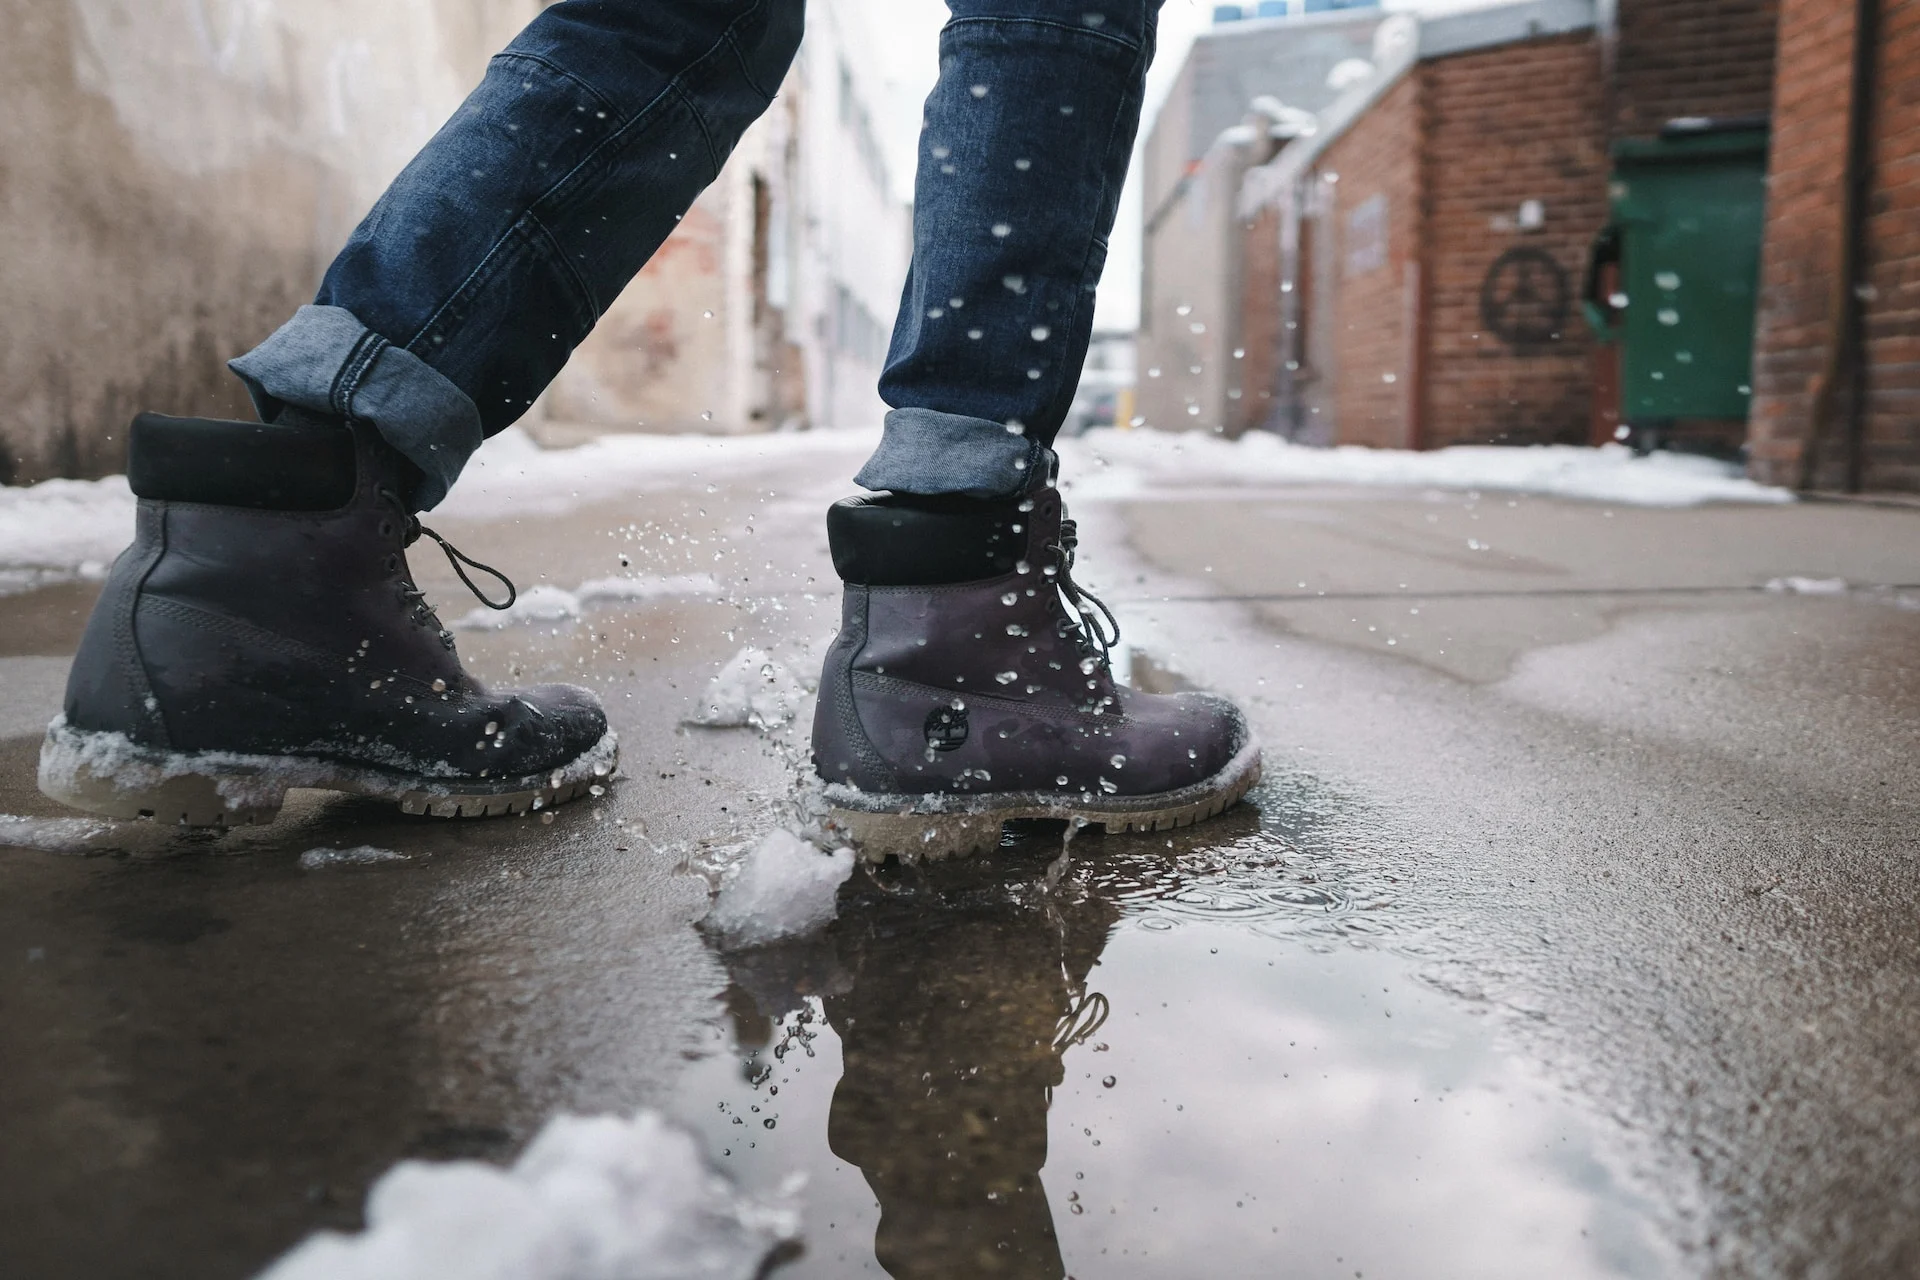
377, 487, 517, 645
1045, 511, 1120, 668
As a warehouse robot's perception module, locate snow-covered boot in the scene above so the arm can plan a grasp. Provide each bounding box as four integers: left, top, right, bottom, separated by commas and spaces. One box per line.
38, 412, 615, 827
812, 482, 1260, 860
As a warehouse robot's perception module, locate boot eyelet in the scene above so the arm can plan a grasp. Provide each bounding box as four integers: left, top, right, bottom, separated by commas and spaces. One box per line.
379, 521, 395, 538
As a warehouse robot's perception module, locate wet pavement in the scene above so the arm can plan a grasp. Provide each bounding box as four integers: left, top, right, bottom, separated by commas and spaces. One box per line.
2, 435, 1918, 1278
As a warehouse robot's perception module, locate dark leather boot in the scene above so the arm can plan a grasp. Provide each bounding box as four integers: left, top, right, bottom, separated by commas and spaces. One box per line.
812, 483, 1260, 859
38, 413, 615, 826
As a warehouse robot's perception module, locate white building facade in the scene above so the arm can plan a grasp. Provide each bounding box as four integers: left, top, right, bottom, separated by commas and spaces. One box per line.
549, 0, 913, 438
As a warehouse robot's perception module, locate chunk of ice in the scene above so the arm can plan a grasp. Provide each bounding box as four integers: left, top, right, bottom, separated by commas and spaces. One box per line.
1765, 576, 1849, 596
684, 648, 807, 730
299, 846, 410, 871
703, 830, 854, 949
259, 1110, 797, 1280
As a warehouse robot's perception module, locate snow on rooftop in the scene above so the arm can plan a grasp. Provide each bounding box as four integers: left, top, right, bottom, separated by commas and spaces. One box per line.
259, 1110, 798, 1280
1060, 429, 1794, 508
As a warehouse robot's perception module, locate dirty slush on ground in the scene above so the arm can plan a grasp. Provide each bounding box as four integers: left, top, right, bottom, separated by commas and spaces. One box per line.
4, 433, 1919, 1278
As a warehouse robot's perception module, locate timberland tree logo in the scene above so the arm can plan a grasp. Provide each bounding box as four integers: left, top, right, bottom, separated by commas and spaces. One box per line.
924, 705, 969, 752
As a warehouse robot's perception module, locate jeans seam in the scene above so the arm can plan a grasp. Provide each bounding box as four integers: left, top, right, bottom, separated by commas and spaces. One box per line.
491, 50, 624, 122
331, 330, 390, 418
524, 209, 603, 330
406, 9, 764, 356
669, 82, 725, 178
1047, 14, 1151, 427
725, 16, 781, 101
941, 15, 1143, 54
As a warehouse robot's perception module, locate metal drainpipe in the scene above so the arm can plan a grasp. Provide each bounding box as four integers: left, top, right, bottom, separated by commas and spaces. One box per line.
1801, 0, 1880, 491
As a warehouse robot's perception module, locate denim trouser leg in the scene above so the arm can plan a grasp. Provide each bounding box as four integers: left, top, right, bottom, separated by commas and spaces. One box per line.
855, 1, 1161, 498
230, 0, 805, 509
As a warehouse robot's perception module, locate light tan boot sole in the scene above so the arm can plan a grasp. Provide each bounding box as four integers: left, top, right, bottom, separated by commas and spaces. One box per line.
37, 716, 618, 829
826, 739, 1262, 863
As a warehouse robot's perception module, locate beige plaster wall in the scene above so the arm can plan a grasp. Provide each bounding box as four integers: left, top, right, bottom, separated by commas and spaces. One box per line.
0, 0, 536, 483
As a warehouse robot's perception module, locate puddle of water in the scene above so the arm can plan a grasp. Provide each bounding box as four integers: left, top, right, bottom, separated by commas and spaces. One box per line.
671, 784, 1677, 1279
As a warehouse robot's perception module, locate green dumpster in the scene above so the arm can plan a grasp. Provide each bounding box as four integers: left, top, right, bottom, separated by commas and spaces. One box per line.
1584, 126, 1770, 447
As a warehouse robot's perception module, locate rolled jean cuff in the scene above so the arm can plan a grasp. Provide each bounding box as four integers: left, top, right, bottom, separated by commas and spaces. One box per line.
227, 305, 482, 511
853, 408, 1056, 498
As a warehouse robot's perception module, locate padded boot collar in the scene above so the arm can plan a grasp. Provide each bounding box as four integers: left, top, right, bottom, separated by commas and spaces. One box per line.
129, 413, 357, 512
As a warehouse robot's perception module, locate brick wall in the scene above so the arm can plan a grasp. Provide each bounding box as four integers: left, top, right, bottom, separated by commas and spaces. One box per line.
1612, 0, 1781, 139
1422, 33, 1609, 448
1235, 203, 1285, 435
1322, 77, 1422, 449
1861, 0, 1920, 490
1750, 0, 1920, 492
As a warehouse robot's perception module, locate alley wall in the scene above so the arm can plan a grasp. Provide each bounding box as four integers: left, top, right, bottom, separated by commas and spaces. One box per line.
1610, 0, 1782, 139
0, 0, 538, 485
1750, 0, 1920, 493
1420, 32, 1607, 449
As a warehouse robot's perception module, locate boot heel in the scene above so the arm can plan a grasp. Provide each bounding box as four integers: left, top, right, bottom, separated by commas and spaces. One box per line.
828, 807, 1005, 863
37, 720, 286, 827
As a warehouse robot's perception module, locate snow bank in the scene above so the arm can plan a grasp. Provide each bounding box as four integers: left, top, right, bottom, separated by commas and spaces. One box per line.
1061, 430, 1794, 508
260, 1110, 797, 1280
684, 648, 807, 729
299, 846, 409, 870
438, 425, 868, 520
454, 574, 722, 631
0, 475, 135, 592
703, 830, 854, 949
0, 424, 865, 590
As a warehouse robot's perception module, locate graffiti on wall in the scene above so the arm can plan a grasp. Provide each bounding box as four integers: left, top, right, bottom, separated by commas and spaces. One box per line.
1480, 247, 1570, 349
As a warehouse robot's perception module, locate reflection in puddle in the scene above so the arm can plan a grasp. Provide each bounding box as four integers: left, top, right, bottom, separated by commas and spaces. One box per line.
673, 781, 1675, 1278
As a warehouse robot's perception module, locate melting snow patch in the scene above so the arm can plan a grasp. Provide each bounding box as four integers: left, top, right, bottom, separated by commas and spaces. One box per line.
1061, 430, 1794, 508
299, 846, 410, 871
703, 830, 854, 950
455, 574, 721, 631
259, 1110, 798, 1280
0, 475, 135, 593
1765, 576, 1849, 596
685, 648, 807, 729
0, 814, 116, 855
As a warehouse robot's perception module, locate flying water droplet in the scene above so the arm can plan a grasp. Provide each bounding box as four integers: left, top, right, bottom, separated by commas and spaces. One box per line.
996, 671, 1020, 685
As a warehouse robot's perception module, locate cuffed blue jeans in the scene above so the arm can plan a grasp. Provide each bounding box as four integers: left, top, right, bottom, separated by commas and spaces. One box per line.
231, 0, 1159, 510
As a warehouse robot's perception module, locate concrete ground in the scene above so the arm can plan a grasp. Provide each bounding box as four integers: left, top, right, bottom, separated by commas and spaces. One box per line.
2, 441, 1917, 1278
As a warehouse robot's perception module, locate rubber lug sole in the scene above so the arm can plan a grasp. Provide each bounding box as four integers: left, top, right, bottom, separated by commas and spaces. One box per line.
826, 739, 1262, 863
36, 717, 618, 829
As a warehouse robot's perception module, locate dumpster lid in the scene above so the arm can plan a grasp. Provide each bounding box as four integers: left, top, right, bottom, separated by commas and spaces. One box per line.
1613, 117, 1769, 162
